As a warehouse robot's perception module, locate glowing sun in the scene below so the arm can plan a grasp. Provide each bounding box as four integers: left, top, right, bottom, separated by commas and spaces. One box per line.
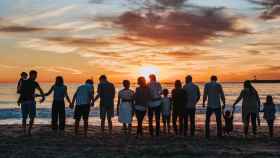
138, 66, 160, 80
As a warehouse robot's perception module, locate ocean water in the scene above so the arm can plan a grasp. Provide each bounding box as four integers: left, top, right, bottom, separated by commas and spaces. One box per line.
0, 83, 279, 125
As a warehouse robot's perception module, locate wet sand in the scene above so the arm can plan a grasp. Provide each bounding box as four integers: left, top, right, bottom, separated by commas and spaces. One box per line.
0, 124, 279, 158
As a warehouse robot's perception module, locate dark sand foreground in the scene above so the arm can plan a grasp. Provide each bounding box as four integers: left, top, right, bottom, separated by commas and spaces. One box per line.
0, 125, 279, 158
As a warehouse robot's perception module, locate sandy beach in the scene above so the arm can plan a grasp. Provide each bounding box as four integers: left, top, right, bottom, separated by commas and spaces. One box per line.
0, 124, 279, 158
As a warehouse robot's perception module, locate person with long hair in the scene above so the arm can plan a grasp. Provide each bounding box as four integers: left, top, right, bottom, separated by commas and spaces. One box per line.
43, 76, 71, 132
233, 80, 261, 137
134, 76, 151, 137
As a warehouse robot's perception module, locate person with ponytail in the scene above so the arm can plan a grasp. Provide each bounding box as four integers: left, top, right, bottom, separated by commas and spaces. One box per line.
233, 80, 261, 138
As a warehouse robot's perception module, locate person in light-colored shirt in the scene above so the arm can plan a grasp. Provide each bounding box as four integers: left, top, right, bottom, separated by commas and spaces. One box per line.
72, 79, 94, 137
183, 75, 200, 136
147, 74, 162, 136
94, 75, 115, 134
203, 75, 225, 138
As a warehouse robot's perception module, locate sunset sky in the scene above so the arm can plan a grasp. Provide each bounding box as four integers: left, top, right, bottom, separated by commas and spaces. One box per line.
0, 0, 280, 83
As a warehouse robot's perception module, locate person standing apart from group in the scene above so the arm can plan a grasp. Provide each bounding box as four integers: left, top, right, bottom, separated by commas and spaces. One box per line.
203, 75, 225, 138
71, 79, 94, 137
117, 80, 134, 134
20, 70, 45, 136
43, 76, 71, 132
233, 80, 260, 138
172, 80, 187, 135
147, 74, 162, 136
183, 75, 200, 136
134, 77, 151, 138
94, 75, 115, 134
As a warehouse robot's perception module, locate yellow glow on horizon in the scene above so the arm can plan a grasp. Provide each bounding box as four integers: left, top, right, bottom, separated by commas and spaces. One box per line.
138, 66, 160, 81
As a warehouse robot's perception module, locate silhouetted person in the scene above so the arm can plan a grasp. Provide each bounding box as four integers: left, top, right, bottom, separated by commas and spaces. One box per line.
183, 75, 200, 136
203, 75, 225, 138
172, 80, 187, 135
161, 89, 171, 134
117, 80, 134, 134
94, 75, 115, 134
147, 74, 162, 136
263, 95, 276, 137
17, 72, 28, 106
134, 76, 151, 138
72, 79, 94, 137
20, 70, 45, 135
233, 80, 260, 138
223, 110, 234, 135
43, 76, 71, 132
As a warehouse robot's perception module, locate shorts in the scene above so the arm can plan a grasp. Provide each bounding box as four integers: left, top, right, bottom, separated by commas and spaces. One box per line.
21, 101, 36, 119
100, 105, 114, 120
74, 104, 90, 121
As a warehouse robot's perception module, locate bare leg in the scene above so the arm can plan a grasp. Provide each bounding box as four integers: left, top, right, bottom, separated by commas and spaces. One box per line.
75, 119, 80, 136
84, 119, 88, 137
101, 119, 105, 133
28, 118, 34, 136
22, 119, 27, 134
108, 118, 112, 134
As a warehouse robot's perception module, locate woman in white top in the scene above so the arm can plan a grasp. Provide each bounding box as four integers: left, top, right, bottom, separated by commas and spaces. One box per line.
117, 80, 134, 133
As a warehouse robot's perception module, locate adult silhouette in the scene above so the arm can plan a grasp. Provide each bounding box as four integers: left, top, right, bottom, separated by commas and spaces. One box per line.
203, 75, 225, 138
20, 70, 45, 135
172, 80, 187, 135
183, 75, 200, 136
233, 80, 261, 137
44, 76, 71, 132
94, 75, 116, 134
147, 74, 162, 136
72, 79, 94, 137
134, 76, 151, 137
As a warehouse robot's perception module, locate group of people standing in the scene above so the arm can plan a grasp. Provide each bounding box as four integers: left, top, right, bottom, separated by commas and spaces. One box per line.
17, 70, 277, 138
